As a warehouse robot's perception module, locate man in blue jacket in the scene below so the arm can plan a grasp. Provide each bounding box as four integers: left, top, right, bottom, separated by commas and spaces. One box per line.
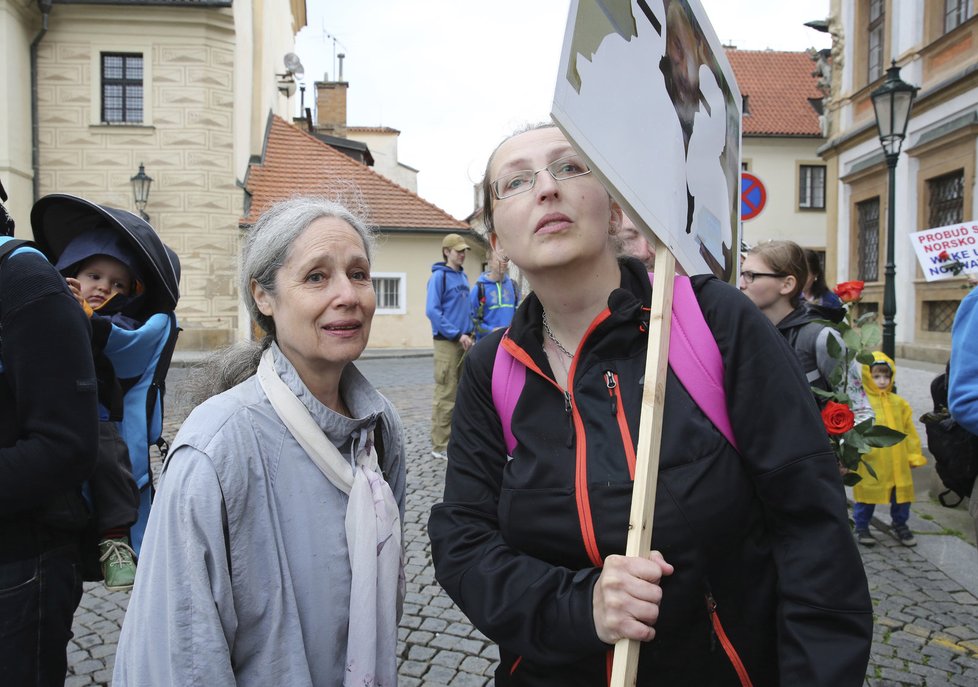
949, 281, 978, 547
471, 251, 520, 341
426, 233, 474, 460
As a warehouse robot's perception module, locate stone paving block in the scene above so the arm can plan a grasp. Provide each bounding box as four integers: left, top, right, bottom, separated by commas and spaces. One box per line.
420, 617, 449, 633
401, 614, 422, 629
400, 660, 430, 678
408, 645, 437, 662
480, 643, 499, 661
871, 654, 905, 670
441, 621, 474, 637
93, 668, 114, 683
448, 672, 488, 687
904, 623, 932, 637
400, 677, 422, 687
423, 664, 457, 684
459, 655, 492, 675
74, 634, 101, 649
429, 634, 485, 655
952, 591, 978, 604
909, 662, 964, 683
879, 666, 924, 685
439, 608, 467, 623
408, 630, 435, 645
65, 676, 93, 687
430, 595, 454, 609
431, 650, 464, 669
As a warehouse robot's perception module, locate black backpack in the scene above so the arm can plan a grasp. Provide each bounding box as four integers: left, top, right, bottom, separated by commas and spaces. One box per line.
920, 364, 978, 507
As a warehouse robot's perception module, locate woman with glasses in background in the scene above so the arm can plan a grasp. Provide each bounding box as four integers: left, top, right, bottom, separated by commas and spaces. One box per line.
428, 124, 872, 686
740, 241, 851, 400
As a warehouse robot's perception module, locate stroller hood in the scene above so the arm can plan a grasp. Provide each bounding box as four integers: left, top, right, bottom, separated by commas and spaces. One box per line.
31, 194, 179, 317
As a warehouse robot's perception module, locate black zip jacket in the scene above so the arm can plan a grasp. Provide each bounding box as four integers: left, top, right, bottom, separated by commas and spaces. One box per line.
429, 258, 872, 686
0, 248, 99, 560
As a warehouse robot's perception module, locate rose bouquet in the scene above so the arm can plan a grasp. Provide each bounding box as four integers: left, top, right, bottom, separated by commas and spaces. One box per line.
812, 281, 905, 486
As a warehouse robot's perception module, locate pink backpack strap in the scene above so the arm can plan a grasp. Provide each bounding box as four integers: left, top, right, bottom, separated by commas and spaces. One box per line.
492, 334, 524, 456
490, 276, 737, 457
665, 274, 738, 451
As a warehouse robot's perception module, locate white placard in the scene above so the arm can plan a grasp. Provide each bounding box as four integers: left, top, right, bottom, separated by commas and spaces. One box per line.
552, 0, 742, 281
909, 221, 978, 281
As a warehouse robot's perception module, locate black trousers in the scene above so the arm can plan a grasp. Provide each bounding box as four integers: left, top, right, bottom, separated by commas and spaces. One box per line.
0, 537, 83, 686
89, 422, 139, 534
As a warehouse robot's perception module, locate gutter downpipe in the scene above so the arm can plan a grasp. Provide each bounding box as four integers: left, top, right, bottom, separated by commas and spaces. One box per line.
31, 0, 53, 202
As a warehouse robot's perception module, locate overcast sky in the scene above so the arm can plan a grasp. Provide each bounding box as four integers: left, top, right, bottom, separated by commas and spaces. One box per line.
295, 1, 831, 221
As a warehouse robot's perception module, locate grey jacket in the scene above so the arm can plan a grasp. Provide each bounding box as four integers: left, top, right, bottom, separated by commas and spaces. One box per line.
113, 345, 406, 686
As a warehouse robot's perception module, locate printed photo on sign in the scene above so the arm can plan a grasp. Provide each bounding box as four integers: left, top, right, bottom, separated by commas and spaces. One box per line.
552, 0, 742, 281
909, 222, 978, 282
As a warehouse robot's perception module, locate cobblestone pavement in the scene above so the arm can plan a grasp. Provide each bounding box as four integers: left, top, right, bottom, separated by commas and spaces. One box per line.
66, 356, 978, 686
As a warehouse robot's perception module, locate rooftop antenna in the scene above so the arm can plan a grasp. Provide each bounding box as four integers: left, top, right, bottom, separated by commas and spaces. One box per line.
319, 20, 348, 83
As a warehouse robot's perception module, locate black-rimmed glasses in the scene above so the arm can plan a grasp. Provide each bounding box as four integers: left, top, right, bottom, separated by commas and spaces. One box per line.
491, 154, 592, 200
740, 270, 788, 284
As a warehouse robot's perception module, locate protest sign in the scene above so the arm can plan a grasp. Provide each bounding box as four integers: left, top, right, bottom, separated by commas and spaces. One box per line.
909, 221, 978, 281
552, 0, 742, 281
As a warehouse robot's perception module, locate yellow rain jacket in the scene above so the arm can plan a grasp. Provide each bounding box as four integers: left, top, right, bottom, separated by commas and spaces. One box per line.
853, 352, 926, 504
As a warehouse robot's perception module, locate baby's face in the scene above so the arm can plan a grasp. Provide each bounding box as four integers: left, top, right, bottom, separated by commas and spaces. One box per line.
76, 255, 132, 307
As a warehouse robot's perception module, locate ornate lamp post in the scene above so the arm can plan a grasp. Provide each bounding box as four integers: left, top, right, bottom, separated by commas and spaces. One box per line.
130, 163, 153, 221
870, 61, 918, 359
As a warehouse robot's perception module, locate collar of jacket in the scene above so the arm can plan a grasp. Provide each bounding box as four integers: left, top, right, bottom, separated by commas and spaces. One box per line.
503, 257, 652, 373
776, 304, 819, 331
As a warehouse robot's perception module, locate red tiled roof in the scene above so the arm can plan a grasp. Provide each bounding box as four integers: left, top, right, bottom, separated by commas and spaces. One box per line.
725, 49, 823, 137
243, 115, 466, 229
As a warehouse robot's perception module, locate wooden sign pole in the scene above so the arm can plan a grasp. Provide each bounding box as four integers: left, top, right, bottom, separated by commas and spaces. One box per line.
609, 236, 676, 687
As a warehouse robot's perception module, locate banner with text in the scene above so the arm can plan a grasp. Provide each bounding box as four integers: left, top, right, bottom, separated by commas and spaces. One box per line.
910, 221, 978, 281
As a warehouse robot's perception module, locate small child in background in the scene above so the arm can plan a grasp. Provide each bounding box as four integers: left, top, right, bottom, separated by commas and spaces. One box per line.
56, 228, 143, 590
853, 352, 927, 547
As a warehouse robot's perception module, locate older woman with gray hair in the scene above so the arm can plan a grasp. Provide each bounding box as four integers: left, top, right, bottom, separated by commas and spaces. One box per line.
113, 197, 406, 687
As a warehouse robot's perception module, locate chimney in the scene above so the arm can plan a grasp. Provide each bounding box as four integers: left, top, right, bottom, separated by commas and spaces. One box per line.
337, 53, 345, 82
315, 79, 348, 137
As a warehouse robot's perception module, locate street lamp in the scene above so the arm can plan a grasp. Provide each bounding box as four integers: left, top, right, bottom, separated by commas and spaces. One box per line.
130, 162, 153, 221
870, 60, 918, 359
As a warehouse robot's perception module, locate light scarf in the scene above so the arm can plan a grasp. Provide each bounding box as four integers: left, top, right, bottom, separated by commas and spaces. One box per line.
257, 348, 401, 687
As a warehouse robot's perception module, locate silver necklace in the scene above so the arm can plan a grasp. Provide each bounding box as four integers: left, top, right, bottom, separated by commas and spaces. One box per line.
542, 310, 575, 358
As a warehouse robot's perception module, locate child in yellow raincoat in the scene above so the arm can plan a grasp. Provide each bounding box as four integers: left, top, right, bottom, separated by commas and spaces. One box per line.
853, 352, 927, 547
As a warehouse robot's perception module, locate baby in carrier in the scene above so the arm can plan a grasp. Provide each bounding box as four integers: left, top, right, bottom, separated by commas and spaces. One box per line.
56, 227, 145, 591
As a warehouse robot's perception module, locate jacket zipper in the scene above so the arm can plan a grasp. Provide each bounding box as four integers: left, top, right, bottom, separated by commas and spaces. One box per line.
705, 593, 754, 687
605, 370, 637, 480
501, 310, 611, 569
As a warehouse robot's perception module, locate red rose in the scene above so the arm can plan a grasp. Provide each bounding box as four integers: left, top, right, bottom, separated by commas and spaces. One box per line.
939, 250, 950, 261
834, 281, 865, 303
821, 401, 855, 436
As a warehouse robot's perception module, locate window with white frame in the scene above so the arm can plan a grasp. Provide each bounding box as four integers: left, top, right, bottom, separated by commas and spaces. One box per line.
799, 165, 826, 210
945, 0, 973, 33
371, 273, 406, 314
101, 53, 144, 124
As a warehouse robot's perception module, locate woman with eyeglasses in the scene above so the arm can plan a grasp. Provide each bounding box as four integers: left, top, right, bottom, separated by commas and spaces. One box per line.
740, 241, 846, 398
428, 124, 872, 686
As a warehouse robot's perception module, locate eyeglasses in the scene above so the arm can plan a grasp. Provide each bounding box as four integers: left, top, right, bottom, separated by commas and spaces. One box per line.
491, 154, 592, 200
739, 270, 788, 284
